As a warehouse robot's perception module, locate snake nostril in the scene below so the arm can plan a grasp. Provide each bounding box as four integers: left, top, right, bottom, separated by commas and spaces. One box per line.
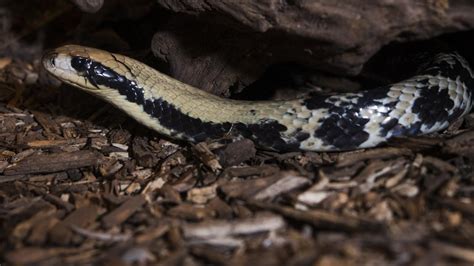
49, 57, 55, 67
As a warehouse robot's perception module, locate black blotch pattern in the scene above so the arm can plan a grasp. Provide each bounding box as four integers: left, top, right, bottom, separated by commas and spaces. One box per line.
411, 85, 454, 130
379, 118, 399, 136
302, 54, 474, 148
294, 130, 310, 142
70, 57, 91, 73
71, 56, 296, 150
143, 98, 233, 142
421, 53, 474, 90
304, 86, 392, 149
415, 55, 474, 128
303, 93, 332, 109
313, 111, 370, 150
236, 121, 300, 151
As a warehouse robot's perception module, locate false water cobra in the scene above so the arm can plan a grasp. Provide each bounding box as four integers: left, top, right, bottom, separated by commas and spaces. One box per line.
42, 45, 474, 152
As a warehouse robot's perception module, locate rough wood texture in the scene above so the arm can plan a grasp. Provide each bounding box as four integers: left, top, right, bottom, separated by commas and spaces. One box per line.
153, 0, 474, 93
3, 150, 103, 176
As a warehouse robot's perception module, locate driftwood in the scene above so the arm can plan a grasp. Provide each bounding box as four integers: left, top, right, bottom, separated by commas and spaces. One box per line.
152, 0, 474, 94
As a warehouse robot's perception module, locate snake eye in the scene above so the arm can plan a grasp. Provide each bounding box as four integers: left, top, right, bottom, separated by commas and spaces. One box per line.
41, 51, 58, 69
49, 57, 56, 67
70, 56, 91, 73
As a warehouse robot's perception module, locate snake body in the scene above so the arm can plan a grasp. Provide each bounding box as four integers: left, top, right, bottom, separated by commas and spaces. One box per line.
42, 45, 474, 152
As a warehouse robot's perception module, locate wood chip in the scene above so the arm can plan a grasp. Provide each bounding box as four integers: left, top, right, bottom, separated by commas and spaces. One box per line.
187, 183, 218, 204
27, 138, 87, 149
101, 195, 146, 228
253, 172, 310, 201
193, 142, 222, 172
223, 165, 279, 178
0, 57, 12, 69
5, 247, 91, 265
31, 110, 61, 136
48, 205, 100, 245
431, 241, 474, 263
219, 175, 282, 199
218, 139, 256, 167
182, 213, 285, 239
443, 130, 474, 156
336, 148, 412, 167
135, 223, 170, 244
167, 203, 214, 221
4, 150, 102, 175
248, 201, 384, 232
70, 225, 131, 242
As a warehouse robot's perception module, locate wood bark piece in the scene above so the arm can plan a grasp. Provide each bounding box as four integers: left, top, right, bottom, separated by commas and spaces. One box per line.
219, 175, 282, 199
182, 213, 285, 239
101, 195, 146, 229
192, 142, 221, 172
31, 110, 61, 136
3, 150, 103, 176
443, 130, 474, 157
248, 200, 384, 232
167, 203, 215, 221
48, 205, 99, 245
223, 165, 279, 178
252, 172, 310, 201
5, 247, 91, 265
153, 0, 474, 94
430, 241, 474, 263
218, 139, 256, 167
27, 138, 88, 149
336, 148, 412, 167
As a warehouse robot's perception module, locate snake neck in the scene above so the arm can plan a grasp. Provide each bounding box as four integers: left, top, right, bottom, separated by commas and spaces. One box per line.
75, 54, 301, 146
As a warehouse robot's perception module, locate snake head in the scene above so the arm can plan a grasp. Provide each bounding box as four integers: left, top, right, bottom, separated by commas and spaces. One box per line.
43, 45, 95, 90
42, 45, 115, 91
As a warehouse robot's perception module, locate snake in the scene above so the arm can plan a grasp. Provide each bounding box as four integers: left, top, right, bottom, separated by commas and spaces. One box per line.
42, 45, 474, 152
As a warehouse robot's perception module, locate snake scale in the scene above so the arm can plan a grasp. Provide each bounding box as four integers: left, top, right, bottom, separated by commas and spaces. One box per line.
42, 45, 474, 152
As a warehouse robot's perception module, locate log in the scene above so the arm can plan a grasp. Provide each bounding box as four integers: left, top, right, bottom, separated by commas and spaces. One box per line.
152, 0, 474, 94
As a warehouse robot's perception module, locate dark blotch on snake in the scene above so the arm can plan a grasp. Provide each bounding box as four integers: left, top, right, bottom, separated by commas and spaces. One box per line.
303, 87, 396, 149
72, 57, 298, 150
70, 57, 91, 73
411, 84, 453, 130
